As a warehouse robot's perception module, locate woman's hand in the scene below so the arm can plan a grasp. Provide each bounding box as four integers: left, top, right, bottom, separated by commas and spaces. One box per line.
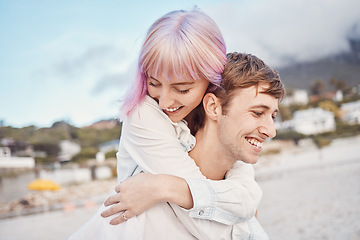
101, 173, 163, 225
101, 173, 194, 225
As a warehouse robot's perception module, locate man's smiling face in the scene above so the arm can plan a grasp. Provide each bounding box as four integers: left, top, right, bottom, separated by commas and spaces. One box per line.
217, 83, 279, 164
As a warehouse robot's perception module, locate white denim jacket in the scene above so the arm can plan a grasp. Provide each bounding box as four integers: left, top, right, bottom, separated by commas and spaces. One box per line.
69, 95, 269, 240
116, 95, 269, 239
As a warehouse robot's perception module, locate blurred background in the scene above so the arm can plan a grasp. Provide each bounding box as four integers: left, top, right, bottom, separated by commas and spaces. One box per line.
0, 0, 359, 239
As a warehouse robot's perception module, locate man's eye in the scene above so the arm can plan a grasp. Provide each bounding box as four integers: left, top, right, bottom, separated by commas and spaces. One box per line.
253, 111, 263, 116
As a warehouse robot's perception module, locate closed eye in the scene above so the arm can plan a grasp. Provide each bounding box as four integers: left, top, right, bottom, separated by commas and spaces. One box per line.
175, 88, 190, 94
148, 81, 160, 87
272, 110, 279, 120
252, 111, 263, 117
148, 76, 162, 87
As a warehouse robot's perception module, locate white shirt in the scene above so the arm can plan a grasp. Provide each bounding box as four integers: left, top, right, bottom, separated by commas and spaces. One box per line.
117, 96, 263, 224
68, 96, 269, 239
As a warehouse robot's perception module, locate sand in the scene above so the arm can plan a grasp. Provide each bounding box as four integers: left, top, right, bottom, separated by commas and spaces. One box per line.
0, 136, 359, 240
256, 136, 360, 239
258, 157, 360, 239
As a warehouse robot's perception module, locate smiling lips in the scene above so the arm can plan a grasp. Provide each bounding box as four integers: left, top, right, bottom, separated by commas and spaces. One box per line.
164, 106, 182, 112
246, 137, 263, 148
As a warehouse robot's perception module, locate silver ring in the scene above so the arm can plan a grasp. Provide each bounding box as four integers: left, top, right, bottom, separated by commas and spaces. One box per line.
122, 213, 128, 221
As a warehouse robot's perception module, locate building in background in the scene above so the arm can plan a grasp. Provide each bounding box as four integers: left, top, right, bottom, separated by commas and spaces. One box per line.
58, 140, 81, 162
291, 108, 336, 135
341, 100, 360, 124
99, 139, 119, 154
282, 89, 309, 106
0, 147, 35, 169
276, 108, 337, 135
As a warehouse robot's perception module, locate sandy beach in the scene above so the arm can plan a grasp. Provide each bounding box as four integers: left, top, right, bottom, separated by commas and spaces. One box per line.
0, 136, 359, 240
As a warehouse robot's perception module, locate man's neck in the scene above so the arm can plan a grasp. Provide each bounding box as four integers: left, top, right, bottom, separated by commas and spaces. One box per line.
189, 124, 236, 180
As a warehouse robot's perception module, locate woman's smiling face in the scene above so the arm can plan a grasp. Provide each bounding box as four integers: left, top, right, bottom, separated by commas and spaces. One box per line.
147, 72, 209, 123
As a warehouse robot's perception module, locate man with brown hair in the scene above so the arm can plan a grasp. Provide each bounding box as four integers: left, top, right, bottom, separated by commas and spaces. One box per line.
102, 52, 285, 239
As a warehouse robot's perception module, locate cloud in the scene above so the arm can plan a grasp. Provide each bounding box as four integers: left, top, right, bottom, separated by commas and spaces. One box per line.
206, 0, 360, 67
54, 45, 120, 79
91, 62, 137, 95
31, 29, 139, 87
348, 22, 360, 39
35, 43, 130, 82
91, 0, 360, 96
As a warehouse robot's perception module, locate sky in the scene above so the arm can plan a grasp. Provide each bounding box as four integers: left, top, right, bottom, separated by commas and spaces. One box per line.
1, 0, 359, 128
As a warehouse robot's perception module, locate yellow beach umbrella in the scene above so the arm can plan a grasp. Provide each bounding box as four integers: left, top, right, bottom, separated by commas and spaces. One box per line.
28, 179, 61, 191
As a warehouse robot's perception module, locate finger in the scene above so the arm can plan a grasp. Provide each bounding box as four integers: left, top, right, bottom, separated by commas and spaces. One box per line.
101, 202, 125, 218
104, 193, 121, 207
115, 183, 121, 193
110, 211, 131, 225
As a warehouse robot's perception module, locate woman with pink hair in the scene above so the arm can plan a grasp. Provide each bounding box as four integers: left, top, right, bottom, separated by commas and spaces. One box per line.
69, 9, 262, 240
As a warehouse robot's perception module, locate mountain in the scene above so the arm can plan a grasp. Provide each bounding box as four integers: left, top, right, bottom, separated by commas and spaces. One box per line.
83, 119, 119, 130
276, 38, 360, 91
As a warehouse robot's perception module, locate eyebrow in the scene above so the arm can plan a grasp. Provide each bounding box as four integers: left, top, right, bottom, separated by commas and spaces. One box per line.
149, 76, 195, 86
250, 104, 279, 113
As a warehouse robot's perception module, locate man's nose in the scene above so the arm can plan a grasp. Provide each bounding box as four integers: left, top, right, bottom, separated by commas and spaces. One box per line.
258, 117, 276, 139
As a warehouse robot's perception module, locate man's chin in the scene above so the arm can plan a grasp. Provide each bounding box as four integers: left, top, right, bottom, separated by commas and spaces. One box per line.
242, 157, 258, 165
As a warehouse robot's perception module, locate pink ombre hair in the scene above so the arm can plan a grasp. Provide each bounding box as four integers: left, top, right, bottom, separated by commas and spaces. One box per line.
120, 9, 226, 119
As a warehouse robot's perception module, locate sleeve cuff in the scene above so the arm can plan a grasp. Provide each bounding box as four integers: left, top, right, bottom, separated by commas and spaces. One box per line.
185, 178, 215, 220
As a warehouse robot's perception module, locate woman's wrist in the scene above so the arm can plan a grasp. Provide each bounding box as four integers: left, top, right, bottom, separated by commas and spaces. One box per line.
152, 174, 171, 203
156, 174, 193, 209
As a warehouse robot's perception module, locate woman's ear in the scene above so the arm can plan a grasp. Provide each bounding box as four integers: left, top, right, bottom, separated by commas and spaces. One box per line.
202, 93, 221, 121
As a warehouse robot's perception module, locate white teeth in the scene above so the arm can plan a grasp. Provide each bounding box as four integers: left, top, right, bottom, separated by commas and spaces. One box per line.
246, 137, 263, 148
165, 107, 181, 112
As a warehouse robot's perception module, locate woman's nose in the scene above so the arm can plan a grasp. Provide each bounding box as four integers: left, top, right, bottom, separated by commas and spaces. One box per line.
158, 88, 175, 109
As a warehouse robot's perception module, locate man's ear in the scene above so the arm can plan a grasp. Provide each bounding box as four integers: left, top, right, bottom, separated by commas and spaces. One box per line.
202, 93, 221, 121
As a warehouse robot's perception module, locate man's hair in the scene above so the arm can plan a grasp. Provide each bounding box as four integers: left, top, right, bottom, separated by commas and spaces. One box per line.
191, 52, 285, 133
120, 9, 226, 119
214, 52, 284, 114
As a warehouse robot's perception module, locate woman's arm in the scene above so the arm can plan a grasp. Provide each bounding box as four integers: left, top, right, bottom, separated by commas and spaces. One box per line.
102, 162, 261, 225
118, 97, 205, 178
186, 161, 262, 224
102, 173, 193, 225
103, 97, 260, 224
